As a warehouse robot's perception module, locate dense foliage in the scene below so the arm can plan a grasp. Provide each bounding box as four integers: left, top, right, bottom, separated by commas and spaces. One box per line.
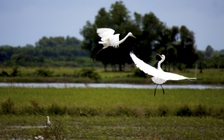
80, 1, 199, 71
0, 36, 91, 67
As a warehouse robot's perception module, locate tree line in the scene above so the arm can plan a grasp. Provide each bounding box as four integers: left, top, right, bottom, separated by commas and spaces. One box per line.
0, 1, 223, 70
80, 1, 200, 71
0, 36, 90, 67
80, 1, 224, 71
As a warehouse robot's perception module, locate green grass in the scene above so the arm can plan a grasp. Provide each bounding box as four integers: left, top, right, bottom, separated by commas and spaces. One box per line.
0, 87, 223, 117
0, 87, 224, 139
1, 66, 224, 84
0, 115, 224, 139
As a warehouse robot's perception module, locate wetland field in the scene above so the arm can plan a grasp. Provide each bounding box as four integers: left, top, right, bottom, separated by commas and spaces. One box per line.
0, 87, 224, 139
0, 67, 224, 139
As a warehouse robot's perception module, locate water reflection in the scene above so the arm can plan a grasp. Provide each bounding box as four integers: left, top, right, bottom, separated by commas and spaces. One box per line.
0, 83, 223, 89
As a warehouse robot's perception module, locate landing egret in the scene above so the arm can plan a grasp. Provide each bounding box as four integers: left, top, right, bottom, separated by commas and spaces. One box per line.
96, 28, 136, 54
46, 116, 51, 126
129, 52, 196, 96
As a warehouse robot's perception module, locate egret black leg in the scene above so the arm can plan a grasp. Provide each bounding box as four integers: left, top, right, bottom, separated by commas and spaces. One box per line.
154, 85, 158, 96
160, 85, 165, 94
93, 49, 103, 60
96, 49, 103, 55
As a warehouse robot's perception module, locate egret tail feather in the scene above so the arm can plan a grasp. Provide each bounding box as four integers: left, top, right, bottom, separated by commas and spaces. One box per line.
187, 77, 197, 81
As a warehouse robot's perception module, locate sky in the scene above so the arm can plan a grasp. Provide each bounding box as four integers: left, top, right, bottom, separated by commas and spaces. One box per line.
0, 0, 224, 51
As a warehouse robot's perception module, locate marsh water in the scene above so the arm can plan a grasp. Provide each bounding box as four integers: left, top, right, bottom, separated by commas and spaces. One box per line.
0, 83, 223, 89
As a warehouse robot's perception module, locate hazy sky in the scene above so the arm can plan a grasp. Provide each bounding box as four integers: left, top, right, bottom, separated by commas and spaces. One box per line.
0, 0, 224, 50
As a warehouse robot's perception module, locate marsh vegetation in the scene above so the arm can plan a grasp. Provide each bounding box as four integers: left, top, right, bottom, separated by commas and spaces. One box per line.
0, 87, 224, 139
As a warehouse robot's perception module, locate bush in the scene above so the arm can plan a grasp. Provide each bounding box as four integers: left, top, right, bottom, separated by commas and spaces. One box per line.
29, 100, 45, 115
37, 119, 69, 139
194, 104, 209, 117
48, 103, 67, 115
157, 105, 169, 116
176, 105, 193, 116
108, 106, 134, 117
1, 98, 15, 114
11, 66, 20, 77
178, 63, 186, 71
34, 68, 54, 77
74, 68, 101, 82
0, 70, 9, 77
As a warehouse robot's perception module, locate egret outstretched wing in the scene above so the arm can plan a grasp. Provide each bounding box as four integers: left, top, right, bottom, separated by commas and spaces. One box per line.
130, 52, 158, 77
162, 72, 187, 80
97, 28, 136, 49
97, 28, 115, 38
97, 28, 120, 47
130, 51, 196, 96
162, 71, 193, 81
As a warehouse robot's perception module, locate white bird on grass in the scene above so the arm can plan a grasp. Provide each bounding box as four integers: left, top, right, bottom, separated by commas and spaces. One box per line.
129, 52, 196, 96
34, 135, 44, 140
46, 116, 51, 126
96, 28, 136, 54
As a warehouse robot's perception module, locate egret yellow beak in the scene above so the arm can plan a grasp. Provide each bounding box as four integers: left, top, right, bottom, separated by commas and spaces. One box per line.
131, 35, 136, 38
157, 54, 162, 58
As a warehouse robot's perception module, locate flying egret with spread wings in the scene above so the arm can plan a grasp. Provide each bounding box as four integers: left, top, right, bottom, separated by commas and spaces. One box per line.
96, 28, 136, 54
130, 52, 196, 96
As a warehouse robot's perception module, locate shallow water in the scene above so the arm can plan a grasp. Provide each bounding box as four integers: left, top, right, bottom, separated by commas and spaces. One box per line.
0, 83, 223, 89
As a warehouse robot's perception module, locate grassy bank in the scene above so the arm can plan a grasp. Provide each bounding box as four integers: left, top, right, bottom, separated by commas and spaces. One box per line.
0, 88, 223, 117
0, 87, 224, 139
0, 67, 224, 84
0, 115, 224, 139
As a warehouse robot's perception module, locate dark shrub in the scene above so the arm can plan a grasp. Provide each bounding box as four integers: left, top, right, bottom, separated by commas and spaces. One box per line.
157, 105, 169, 116
48, 103, 67, 115
11, 66, 20, 77
34, 68, 54, 77
30, 100, 45, 115
176, 105, 193, 116
1, 98, 15, 114
75, 68, 101, 82
1, 70, 9, 77
194, 104, 208, 117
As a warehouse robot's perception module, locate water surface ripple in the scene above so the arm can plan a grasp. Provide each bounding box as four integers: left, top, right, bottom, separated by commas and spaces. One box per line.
0, 83, 223, 89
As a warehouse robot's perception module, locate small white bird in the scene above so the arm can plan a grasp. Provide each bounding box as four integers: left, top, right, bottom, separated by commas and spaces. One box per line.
34, 135, 44, 140
130, 52, 196, 96
96, 28, 136, 53
46, 116, 51, 126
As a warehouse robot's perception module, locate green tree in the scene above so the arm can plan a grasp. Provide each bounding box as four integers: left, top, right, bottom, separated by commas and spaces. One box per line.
0, 36, 89, 67
205, 45, 214, 58
155, 26, 179, 71
137, 12, 165, 63
175, 25, 198, 68
80, 1, 199, 71
0, 45, 14, 62
80, 1, 137, 71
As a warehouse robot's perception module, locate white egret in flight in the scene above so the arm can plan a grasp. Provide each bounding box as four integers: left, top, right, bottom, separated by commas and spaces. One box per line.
130, 52, 196, 96
96, 28, 136, 54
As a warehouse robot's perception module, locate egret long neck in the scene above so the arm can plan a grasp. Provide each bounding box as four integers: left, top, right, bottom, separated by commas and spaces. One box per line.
157, 58, 165, 71
119, 33, 130, 44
